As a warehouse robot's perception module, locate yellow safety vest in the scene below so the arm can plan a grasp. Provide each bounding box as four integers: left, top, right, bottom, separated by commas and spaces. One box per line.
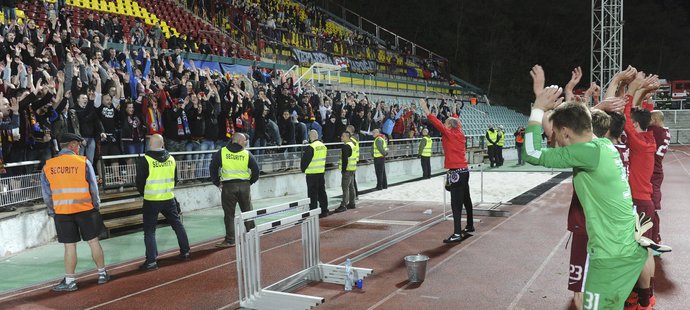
351, 137, 360, 161
144, 155, 176, 201
220, 148, 251, 181
373, 136, 388, 158
339, 141, 358, 171
420, 136, 432, 157
497, 130, 505, 147
305, 140, 327, 174
487, 130, 498, 146
43, 154, 94, 214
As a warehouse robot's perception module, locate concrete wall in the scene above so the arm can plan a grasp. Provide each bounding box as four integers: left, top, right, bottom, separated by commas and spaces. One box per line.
1, 156, 444, 257
0, 208, 56, 257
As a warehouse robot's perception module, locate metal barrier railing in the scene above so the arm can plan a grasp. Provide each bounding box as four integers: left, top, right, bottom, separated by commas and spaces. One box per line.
97, 137, 448, 190
669, 128, 690, 145
0, 136, 486, 208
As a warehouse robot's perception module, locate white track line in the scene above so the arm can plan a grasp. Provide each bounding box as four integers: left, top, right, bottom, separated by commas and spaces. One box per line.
672, 152, 690, 178
367, 182, 567, 310
86, 201, 425, 309
507, 232, 569, 309
0, 238, 222, 302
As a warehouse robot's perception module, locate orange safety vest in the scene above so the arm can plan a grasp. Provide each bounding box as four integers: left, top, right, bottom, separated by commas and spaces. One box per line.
516, 134, 524, 144
43, 154, 94, 214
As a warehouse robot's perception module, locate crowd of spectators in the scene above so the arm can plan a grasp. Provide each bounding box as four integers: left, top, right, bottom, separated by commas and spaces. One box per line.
18, 0, 448, 81
0, 7, 463, 197
181, 0, 447, 79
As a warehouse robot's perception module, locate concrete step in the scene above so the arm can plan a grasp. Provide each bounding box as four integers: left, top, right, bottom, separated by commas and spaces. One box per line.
102, 213, 173, 239
100, 201, 143, 217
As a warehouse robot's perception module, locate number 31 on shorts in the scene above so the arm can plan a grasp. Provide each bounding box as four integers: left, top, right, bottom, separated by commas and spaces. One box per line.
583, 291, 600, 310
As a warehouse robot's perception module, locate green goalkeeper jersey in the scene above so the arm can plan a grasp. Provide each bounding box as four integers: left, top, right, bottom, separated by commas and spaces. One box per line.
523, 124, 641, 260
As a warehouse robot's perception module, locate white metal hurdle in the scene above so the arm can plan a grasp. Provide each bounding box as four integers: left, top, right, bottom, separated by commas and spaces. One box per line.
235, 199, 374, 310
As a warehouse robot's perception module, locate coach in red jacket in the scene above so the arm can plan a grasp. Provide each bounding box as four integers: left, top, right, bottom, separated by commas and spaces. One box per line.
420, 99, 474, 243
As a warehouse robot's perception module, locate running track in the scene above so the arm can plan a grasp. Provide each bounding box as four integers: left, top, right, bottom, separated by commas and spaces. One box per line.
2, 145, 689, 309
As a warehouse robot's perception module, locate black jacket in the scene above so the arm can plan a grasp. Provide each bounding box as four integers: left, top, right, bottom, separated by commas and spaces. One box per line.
300, 142, 314, 173
209, 143, 260, 186
340, 143, 352, 172
135, 149, 178, 202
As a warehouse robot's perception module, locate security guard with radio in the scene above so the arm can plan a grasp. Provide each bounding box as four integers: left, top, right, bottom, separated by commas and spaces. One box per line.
41, 133, 109, 292
418, 128, 433, 179
301, 130, 329, 218
135, 134, 191, 271
209, 133, 260, 247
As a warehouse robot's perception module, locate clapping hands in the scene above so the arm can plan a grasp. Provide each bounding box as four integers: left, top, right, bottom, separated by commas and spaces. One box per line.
533, 86, 564, 112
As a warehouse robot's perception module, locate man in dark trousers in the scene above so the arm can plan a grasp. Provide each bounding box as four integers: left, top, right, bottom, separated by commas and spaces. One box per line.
346, 125, 360, 198
301, 130, 329, 218
371, 129, 388, 190
485, 125, 499, 167
418, 128, 433, 178
497, 125, 505, 166
514, 127, 525, 165
421, 99, 474, 243
135, 134, 191, 271
209, 133, 260, 247
334, 131, 357, 213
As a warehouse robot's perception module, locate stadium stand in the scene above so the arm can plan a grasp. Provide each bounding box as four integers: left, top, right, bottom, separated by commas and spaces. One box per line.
0, 0, 527, 238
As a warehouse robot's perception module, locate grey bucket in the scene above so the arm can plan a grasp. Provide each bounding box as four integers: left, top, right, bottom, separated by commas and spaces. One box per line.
404, 254, 429, 283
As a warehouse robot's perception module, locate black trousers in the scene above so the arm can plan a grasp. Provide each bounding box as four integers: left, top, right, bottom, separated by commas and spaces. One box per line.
306, 173, 328, 212
488, 145, 497, 166
516, 144, 524, 164
374, 157, 387, 189
420, 156, 431, 179
497, 146, 504, 165
143, 199, 190, 264
449, 170, 473, 235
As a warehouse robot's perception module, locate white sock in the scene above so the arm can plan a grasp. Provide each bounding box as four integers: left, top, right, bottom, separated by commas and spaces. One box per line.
98, 268, 107, 274
65, 276, 76, 284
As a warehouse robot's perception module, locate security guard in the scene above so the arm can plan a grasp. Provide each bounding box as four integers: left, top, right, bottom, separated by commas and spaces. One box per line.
209, 133, 259, 247
346, 125, 360, 198
418, 128, 433, 179
335, 131, 357, 213
485, 125, 500, 168
300, 130, 329, 218
497, 125, 505, 166
135, 134, 191, 271
41, 133, 109, 292
372, 129, 388, 190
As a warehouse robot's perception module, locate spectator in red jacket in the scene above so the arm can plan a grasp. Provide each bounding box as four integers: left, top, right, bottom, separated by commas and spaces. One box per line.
420, 98, 473, 243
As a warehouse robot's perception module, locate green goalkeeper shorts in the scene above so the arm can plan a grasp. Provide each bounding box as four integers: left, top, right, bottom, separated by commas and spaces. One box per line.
582, 247, 648, 310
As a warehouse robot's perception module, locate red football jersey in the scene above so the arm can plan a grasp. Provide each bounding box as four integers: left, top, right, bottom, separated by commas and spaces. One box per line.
624, 96, 655, 201
648, 125, 670, 175
567, 187, 587, 235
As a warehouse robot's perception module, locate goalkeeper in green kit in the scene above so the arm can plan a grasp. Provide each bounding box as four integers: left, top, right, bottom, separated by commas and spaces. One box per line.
523, 69, 647, 310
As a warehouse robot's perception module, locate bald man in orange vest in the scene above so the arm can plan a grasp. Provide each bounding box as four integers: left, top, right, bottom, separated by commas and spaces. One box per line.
41, 133, 109, 292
